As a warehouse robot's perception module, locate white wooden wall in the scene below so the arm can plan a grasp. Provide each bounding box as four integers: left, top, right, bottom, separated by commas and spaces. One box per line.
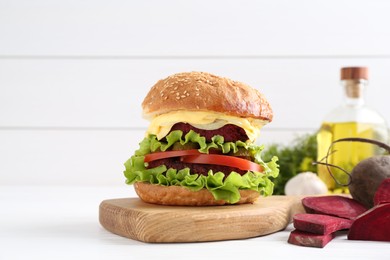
1, 0, 390, 186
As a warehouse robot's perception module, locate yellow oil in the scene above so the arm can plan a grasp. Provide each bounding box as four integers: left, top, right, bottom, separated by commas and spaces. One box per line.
317, 121, 381, 191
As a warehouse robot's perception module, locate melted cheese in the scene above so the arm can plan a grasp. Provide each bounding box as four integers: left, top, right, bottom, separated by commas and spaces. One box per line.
145, 110, 268, 142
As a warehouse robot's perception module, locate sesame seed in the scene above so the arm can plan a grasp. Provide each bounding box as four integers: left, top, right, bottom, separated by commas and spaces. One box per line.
181, 95, 186, 98
183, 90, 187, 94
164, 96, 168, 100
176, 96, 180, 100
176, 92, 179, 96
174, 86, 178, 90
186, 92, 190, 96
196, 93, 199, 96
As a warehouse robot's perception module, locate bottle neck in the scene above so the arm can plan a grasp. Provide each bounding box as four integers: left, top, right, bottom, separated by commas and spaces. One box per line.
341, 79, 367, 107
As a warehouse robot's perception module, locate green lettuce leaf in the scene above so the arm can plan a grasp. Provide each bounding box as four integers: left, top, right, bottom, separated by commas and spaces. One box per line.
123, 130, 279, 204
146, 130, 249, 154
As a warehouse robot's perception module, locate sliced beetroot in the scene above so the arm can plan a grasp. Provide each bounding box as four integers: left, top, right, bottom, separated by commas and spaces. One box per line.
374, 178, 390, 206
288, 229, 335, 248
293, 213, 353, 235
302, 195, 367, 220
348, 203, 390, 242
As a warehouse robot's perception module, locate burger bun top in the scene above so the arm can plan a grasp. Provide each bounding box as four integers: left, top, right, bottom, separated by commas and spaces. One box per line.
142, 71, 273, 122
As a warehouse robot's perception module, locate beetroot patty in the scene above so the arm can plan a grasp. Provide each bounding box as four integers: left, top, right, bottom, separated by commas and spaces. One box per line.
169, 123, 248, 142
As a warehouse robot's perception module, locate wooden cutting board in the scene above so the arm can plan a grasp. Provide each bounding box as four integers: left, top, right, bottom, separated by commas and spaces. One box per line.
99, 195, 304, 243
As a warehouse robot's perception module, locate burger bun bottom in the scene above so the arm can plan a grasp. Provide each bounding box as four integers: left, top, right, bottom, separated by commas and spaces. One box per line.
134, 182, 259, 206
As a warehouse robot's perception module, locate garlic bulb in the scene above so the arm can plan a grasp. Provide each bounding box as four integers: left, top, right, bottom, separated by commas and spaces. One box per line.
284, 172, 328, 196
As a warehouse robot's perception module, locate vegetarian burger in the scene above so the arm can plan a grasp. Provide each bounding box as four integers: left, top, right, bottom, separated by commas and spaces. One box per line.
124, 71, 279, 205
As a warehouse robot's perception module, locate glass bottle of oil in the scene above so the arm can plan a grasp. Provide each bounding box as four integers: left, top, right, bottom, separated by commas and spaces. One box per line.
317, 67, 389, 192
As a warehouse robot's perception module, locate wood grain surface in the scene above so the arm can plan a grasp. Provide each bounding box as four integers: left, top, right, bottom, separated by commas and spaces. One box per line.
99, 195, 304, 243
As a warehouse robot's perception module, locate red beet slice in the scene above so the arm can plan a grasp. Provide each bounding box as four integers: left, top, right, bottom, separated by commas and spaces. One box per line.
374, 178, 390, 206
348, 203, 390, 242
288, 229, 335, 248
293, 213, 353, 235
302, 195, 367, 220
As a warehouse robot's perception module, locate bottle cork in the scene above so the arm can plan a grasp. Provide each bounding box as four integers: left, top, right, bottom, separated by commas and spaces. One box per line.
341, 67, 369, 80
341, 67, 368, 98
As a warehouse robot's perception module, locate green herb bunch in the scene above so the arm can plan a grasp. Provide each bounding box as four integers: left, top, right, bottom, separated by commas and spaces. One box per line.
261, 133, 318, 195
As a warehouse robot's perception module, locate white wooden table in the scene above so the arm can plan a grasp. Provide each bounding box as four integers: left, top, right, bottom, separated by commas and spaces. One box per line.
1, 185, 388, 260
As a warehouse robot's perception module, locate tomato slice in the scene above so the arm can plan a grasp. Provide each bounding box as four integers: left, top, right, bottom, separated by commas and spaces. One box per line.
144, 149, 201, 163
144, 150, 263, 172
181, 154, 263, 172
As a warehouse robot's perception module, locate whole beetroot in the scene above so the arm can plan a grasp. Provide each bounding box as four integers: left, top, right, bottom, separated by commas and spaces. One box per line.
349, 156, 390, 208
317, 138, 390, 209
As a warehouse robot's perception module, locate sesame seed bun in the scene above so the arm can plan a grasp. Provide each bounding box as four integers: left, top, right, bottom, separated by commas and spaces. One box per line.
134, 182, 260, 206
142, 71, 273, 122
